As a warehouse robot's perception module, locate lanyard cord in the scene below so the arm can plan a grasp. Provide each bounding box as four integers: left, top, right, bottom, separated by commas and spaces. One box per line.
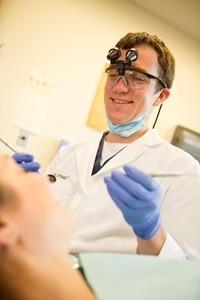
91, 131, 126, 175
152, 104, 162, 129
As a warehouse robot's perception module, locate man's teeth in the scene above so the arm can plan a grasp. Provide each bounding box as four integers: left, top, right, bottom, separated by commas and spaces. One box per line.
112, 98, 133, 104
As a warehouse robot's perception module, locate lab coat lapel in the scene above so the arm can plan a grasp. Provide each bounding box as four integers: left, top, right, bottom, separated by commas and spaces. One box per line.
75, 129, 163, 186
94, 129, 163, 175
96, 141, 146, 175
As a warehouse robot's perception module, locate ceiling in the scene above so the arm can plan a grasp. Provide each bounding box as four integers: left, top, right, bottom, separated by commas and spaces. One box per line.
129, 0, 200, 42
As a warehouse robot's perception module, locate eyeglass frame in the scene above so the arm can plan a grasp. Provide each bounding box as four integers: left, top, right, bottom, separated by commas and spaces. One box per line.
105, 64, 167, 89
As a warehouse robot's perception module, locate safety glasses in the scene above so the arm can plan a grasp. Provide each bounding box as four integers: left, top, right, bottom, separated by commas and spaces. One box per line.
105, 66, 166, 89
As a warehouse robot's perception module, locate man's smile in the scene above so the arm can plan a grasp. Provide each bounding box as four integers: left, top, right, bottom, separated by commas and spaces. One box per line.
111, 97, 134, 104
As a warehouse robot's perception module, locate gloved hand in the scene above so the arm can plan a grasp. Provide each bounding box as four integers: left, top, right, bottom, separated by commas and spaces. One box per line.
12, 153, 41, 172
104, 165, 163, 240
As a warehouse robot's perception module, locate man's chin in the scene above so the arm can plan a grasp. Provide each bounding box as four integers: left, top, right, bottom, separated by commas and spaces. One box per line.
109, 117, 130, 125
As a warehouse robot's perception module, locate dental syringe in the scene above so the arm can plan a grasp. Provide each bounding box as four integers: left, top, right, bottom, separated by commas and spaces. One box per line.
150, 172, 199, 178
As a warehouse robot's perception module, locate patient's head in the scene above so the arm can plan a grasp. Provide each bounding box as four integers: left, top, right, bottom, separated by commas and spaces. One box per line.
0, 155, 71, 258
0, 155, 94, 300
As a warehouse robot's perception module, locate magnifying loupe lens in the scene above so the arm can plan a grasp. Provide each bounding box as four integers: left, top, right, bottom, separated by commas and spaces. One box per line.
107, 48, 121, 62
126, 49, 138, 62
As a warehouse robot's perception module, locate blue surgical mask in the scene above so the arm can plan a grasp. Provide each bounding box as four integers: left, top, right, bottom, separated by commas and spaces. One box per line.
107, 115, 145, 137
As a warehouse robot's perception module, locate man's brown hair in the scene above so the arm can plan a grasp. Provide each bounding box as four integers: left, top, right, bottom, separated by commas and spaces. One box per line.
116, 32, 175, 89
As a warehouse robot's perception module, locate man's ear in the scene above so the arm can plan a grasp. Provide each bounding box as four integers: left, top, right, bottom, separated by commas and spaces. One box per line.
0, 217, 19, 253
153, 88, 170, 106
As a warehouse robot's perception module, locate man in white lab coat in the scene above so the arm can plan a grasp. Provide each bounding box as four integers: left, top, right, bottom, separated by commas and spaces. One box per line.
14, 32, 200, 259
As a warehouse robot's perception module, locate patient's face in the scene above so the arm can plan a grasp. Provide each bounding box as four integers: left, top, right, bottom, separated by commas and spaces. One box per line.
0, 155, 71, 256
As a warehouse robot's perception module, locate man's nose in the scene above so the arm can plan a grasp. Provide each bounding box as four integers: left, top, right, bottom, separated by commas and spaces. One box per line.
113, 76, 129, 92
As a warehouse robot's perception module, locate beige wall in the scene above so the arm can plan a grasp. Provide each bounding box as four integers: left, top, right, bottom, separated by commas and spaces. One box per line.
0, 0, 199, 167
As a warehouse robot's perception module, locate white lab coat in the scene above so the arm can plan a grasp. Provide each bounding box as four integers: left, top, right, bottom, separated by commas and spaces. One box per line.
46, 129, 200, 259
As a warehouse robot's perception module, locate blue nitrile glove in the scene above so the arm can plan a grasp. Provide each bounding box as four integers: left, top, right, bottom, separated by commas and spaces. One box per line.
12, 153, 41, 172
104, 165, 163, 240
